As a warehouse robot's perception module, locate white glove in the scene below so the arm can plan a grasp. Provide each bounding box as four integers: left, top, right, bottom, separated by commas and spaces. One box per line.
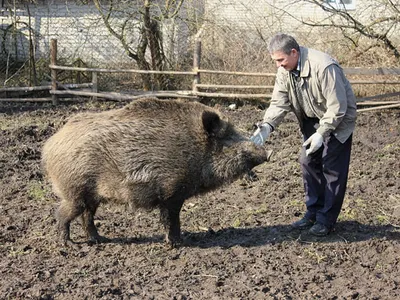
303, 132, 323, 156
250, 123, 272, 146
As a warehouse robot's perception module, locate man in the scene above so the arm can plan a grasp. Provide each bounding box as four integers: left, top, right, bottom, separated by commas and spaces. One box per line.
251, 33, 357, 236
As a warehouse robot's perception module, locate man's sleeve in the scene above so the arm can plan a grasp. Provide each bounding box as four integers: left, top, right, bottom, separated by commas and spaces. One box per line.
263, 71, 292, 129
316, 64, 348, 138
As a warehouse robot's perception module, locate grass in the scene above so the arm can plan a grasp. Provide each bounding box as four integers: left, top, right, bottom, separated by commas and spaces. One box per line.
288, 199, 304, 208
28, 180, 51, 202
247, 204, 269, 215
337, 208, 357, 222
0, 113, 55, 132
8, 246, 32, 257
0, 117, 22, 131
303, 246, 327, 264
232, 218, 241, 228
229, 204, 271, 228
375, 214, 389, 225
338, 198, 367, 222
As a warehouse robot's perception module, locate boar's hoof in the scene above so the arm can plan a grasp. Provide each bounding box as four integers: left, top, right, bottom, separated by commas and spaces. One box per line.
165, 236, 182, 249
61, 239, 81, 250
243, 170, 259, 182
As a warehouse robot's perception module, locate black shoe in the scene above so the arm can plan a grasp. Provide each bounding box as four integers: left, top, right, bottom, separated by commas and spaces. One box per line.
291, 217, 315, 229
309, 223, 330, 236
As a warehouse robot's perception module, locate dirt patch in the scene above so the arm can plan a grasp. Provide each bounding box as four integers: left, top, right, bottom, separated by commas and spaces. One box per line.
0, 100, 399, 299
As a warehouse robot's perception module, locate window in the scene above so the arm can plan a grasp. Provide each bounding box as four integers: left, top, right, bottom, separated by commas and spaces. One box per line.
325, 0, 356, 10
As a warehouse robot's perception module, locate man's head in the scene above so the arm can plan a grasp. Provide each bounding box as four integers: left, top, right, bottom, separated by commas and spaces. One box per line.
268, 33, 300, 71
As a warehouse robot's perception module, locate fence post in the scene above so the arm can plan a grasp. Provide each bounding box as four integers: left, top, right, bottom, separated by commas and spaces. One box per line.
92, 72, 98, 101
50, 39, 58, 105
192, 39, 201, 93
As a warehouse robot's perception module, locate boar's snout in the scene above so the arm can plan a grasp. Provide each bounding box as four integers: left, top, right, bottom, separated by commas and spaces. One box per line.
244, 140, 273, 163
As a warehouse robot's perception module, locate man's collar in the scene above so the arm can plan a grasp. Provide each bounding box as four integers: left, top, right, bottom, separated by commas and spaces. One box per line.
300, 47, 311, 77
291, 51, 301, 77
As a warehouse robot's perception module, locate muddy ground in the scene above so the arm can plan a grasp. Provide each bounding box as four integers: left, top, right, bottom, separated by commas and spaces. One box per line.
0, 99, 399, 299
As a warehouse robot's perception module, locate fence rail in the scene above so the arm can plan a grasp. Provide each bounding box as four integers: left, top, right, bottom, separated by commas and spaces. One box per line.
1, 39, 399, 112
342, 67, 400, 75
49, 65, 196, 75
0, 83, 92, 92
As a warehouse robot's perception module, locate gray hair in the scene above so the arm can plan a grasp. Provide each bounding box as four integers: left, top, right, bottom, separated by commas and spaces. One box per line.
268, 33, 300, 55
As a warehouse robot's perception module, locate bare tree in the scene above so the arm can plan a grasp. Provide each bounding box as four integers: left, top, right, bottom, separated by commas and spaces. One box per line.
93, 0, 186, 90
287, 0, 400, 59
1, 0, 38, 86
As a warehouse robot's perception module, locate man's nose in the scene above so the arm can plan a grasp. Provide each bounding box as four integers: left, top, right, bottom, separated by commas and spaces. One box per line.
276, 61, 281, 68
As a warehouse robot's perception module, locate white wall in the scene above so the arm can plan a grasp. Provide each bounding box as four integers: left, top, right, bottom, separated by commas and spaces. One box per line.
0, 2, 134, 65
1, 0, 397, 66
0, 0, 201, 67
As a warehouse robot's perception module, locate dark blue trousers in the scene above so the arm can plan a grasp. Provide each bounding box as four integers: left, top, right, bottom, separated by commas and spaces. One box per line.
300, 118, 353, 229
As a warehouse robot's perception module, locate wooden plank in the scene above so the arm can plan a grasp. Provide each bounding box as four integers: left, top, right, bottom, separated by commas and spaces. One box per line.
0, 85, 51, 92
50, 39, 58, 105
50, 65, 196, 75
50, 90, 196, 100
344, 67, 400, 75
358, 103, 400, 112
92, 72, 98, 101
196, 84, 274, 89
52, 90, 272, 100
0, 83, 92, 92
198, 69, 276, 77
356, 92, 400, 102
350, 80, 400, 85
48, 65, 400, 78
0, 98, 53, 102
357, 101, 400, 106
192, 40, 201, 92
193, 91, 272, 98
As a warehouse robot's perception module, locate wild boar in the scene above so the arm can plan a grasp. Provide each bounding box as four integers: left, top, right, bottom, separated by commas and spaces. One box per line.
41, 97, 272, 247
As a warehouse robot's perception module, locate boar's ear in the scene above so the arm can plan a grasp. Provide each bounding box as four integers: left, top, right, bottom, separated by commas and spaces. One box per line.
202, 111, 222, 136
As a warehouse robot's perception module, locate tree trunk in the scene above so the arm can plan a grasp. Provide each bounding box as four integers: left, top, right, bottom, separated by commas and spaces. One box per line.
144, 0, 168, 90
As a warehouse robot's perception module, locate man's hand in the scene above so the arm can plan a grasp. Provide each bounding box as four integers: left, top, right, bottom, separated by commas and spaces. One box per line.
303, 132, 323, 156
250, 123, 272, 146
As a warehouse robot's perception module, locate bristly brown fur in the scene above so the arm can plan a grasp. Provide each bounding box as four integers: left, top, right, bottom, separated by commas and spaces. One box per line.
41, 97, 271, 247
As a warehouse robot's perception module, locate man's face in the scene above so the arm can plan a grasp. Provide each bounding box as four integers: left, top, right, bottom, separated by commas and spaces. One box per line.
270, 49, 299, 71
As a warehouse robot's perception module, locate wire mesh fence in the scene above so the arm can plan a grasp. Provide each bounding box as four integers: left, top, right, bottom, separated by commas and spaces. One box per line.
1, 0, 399, 100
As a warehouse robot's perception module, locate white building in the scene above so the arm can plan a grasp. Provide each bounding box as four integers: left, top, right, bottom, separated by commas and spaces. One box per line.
0, 0, 397, 66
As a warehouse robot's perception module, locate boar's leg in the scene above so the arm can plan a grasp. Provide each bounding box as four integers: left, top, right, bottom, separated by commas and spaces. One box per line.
56, 199, 85, 246
81, 201, 109, 244
159, 198, 185, 248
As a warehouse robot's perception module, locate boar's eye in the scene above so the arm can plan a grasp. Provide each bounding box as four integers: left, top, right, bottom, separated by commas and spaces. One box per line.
202, 111, 221, 136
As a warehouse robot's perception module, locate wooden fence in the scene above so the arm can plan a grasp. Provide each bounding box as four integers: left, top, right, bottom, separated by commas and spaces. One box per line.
1, 39, 400, 112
